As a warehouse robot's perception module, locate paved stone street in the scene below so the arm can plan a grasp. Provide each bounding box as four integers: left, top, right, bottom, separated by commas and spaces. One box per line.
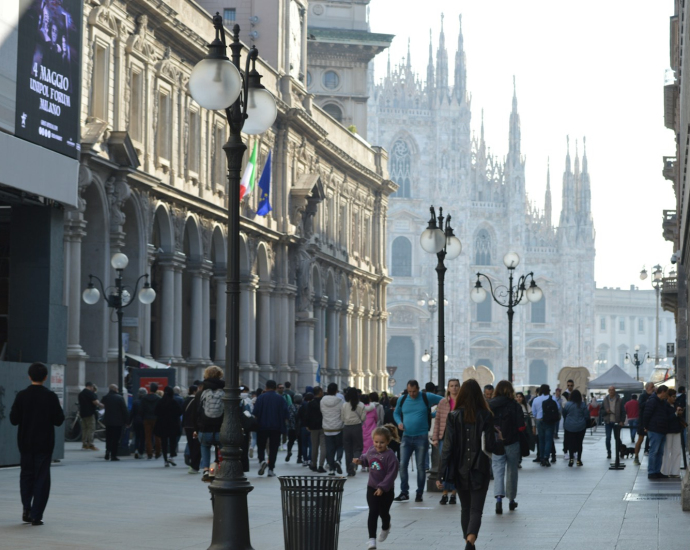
0, 430, 687, 550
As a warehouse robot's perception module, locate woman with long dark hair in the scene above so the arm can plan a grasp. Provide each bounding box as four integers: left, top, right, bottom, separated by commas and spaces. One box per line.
489, 381, 525, 514
515, 392, 534, 468
154, 386, 182, 467
562, 389, 588, 466
438, 379, 504, 550
341, 387, 366, 476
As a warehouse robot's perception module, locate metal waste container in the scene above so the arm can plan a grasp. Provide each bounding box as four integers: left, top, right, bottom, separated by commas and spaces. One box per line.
279, 475, 347, 550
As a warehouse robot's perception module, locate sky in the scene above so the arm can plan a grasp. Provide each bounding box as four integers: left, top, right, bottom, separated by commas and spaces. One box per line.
368, 0, 677, 289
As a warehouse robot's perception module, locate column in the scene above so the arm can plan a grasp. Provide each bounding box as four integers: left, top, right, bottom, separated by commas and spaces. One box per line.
257, 282, 274, 372
65, 216, 88, 389
201, 261, 212, 362
287, 288, 296, 370
340, 305, 351, 385
214, 272, 227, 366
328, 302, 340, 383
158, 256, 176, 362
188, 264, 204, 363
313, 301, 323, 369
173, 258, 184, 361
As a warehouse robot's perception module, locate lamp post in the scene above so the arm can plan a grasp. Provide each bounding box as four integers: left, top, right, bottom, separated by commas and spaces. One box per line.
419, 206, 462, 394
470, 252, 543, 382
421, 347, 448, 383
640, 264, 663, 366
82, 252, 156, 394
625, 345, 652, 381
188, 13, 277, 550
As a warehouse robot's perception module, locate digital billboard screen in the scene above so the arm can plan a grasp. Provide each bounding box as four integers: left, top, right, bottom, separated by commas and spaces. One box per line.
14, 0, 82, 159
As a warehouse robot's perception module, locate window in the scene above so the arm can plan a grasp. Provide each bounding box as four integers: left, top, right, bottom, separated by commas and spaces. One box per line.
128, 70, 143, 142
477, 298, 492, 322
223, 8, 236, 27
638, 318, 644, 333
531, 296, 545, 323
600, 317, 606, 331
474, 229, 492, 265
391, 237, 412, 277
157, 91, 172, 160
213, 126, 226, 192
323, 70, 339, 90
323, 103, 343, 123
389, 140, 411, 198
92, 43, 109, 120
529, 360, 548, 385
619, 319, 626, 332
188, 110, 200, 174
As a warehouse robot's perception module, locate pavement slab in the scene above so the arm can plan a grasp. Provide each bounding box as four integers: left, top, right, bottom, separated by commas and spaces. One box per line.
0, 430, 687, 549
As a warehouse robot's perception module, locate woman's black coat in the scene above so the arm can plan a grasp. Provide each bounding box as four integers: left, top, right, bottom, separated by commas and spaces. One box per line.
154, 397, 182, 437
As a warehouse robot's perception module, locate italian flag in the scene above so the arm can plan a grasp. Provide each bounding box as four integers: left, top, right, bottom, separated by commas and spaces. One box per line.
239, 142, 258, 200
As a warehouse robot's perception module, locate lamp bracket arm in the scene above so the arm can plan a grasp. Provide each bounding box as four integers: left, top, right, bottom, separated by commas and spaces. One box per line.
88, 274, 107, 297
477, 272, 508, 308
120, 274, 149, 310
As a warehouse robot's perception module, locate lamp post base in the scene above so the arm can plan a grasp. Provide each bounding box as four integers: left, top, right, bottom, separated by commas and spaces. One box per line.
426, 444, 442, 492
208, 478, 255, 550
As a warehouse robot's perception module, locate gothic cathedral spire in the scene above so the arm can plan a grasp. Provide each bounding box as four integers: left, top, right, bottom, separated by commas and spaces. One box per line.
560, 136, 576, 228
508, 76, 521, 162
435, 14, 449, 100
545, 158, 552, 228
579, 136, 592, 220
426, 28, 435, 99
454, 14, 467, 104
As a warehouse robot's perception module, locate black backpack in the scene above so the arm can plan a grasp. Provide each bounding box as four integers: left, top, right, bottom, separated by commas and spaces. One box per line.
542, 395, 560, 424
398, 391, 432, 430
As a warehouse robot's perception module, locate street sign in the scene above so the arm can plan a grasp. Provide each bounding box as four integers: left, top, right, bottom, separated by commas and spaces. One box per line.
388, 377, 396, 387
667, 343, 675, 357
386, 366, 397, 377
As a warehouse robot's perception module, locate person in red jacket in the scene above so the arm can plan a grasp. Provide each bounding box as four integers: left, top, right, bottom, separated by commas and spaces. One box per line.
624, 395, 640, 443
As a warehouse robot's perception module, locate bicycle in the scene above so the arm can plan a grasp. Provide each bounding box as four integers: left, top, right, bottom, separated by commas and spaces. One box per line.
64, 403, 107, 443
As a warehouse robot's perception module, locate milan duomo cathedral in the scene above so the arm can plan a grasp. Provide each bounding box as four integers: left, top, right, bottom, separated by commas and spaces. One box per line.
367, 15, 596, 392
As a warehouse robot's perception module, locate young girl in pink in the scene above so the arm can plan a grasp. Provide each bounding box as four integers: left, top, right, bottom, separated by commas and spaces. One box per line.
354, 424, 400, 550
361, 395, 380, 462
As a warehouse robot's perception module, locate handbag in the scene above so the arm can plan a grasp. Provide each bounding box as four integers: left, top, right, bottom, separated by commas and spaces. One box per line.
519, 429, 530, 457
240, 409, 259, 433
482, 425, 505, 458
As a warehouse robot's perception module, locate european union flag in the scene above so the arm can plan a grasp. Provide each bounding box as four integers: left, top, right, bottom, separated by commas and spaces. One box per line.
256, 150, 272, 216
316, 364, 321, 384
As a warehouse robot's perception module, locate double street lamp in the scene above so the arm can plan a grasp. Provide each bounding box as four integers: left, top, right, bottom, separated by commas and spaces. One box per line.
82, 253, 156, 394
625, 344, 652, 381
470, 252, 543, 382
421, 346, 448, 384
189, 13, 277, 550
419, 206, 462, 394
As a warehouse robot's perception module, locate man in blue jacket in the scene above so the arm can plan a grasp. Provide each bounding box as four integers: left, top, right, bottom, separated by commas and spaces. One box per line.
394, 380, 442, 502
643, 385, 670, 479
253, 379, 289, 477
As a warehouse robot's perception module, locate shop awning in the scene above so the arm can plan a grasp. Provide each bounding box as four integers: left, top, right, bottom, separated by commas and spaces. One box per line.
125, 353, 169, 369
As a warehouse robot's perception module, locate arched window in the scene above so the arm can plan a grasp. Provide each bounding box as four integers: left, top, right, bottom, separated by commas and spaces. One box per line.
389, 140, 412, 198
323, 103, 343, 123
531, 295, 546, 323
391, 237, 412, 277
476, 297, 492, 322
474, 229, 492, 265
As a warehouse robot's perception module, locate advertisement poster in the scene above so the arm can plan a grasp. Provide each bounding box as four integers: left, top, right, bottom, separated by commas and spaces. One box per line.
50, 363, 65, 408
14, 0, 82, 158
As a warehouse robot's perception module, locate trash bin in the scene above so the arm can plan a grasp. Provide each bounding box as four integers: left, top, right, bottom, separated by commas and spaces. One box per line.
279, 475, 347, 550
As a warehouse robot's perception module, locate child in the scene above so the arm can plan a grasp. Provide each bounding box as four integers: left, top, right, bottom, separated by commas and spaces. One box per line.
353, 424, 400, 550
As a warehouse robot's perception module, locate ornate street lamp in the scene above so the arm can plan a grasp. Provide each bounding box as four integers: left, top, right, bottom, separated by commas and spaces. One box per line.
188, 13, 277, 550
640, 264, 663, 366
470, 251, 542, 382
625, 344, 652, 381
419, 206, 461, 394
82, 252, 156, 393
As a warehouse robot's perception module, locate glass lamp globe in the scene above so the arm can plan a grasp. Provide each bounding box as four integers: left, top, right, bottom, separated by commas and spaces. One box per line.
189, 58, 242, 110
635, 344, 640, 352
121, 289, 132, 306
470, 285, 487, 304
503, 251, 520, 269
244, 88, 278, 135
421, 352, 431, 362
420, 227, 445, 254
428, 299, 437, 307
646, 356, 653, 364
139, 285, 156, 305
526, 283, 543, 303
653, 267, 663, 281
417, 299, 426, 306
640, 268, 648, 281
445, 235, 462, 260
82, 286, 100, 305
517, 291, 528, 306
111, 252, 129, 270
444, 355, 449, 361
624, 355, 630, 365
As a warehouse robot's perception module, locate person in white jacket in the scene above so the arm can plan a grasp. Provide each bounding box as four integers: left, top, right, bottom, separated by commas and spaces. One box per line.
321, 383, 344, 475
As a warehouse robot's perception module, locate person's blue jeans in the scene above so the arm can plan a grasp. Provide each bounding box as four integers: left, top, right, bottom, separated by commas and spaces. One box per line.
438, 440, 455, 492
628, 419, 638, 442
400, 434, 428, 495
492, 441, 520, 500
537, 420, 555, 462
647, 431, 666, 475
325, 432, 343, 471
199, 431, 220, 471
300, 427, 312, 462
605, 422, 616, 453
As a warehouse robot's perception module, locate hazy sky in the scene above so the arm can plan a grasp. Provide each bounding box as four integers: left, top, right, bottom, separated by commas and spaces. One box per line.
368, 0, 676, 289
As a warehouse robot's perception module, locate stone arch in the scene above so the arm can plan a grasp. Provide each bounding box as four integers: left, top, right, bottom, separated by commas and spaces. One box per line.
312, 265, 322, 298
81, 175, 110, 384
152, 204, 174, 253
211, 225, 227, 269
257, 242, 271, 282
121, 194, 146, 355
183, 214, 203, 263
326, 269, 337, 303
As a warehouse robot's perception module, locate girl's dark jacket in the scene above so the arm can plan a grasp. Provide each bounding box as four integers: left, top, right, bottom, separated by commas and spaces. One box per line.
488, 396, 525, 446
439, 407, 504, 490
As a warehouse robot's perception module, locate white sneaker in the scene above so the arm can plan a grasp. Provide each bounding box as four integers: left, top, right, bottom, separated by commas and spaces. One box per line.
249, 447, 254, 458
378, 527, 390, 542
367, 539, 377, 549
267, 469, 276, 477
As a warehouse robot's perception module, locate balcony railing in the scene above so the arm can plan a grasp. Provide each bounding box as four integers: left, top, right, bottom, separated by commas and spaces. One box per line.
661, 276, 678, 315
662, 209, 678, 243
663, 156, 677, 181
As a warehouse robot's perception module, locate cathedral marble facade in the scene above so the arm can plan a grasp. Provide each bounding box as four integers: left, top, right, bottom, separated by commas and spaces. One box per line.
368, 16, 596, 392
64, 0, 394, 406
